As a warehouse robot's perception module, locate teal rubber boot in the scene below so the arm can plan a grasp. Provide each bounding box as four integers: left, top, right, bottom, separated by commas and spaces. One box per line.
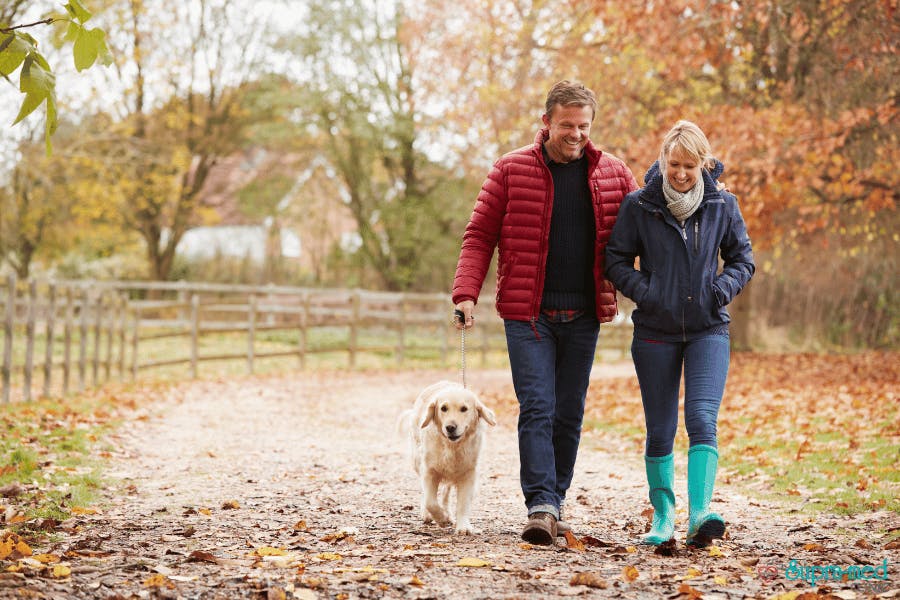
642, 454, 675, 545
686, 444, 726, 547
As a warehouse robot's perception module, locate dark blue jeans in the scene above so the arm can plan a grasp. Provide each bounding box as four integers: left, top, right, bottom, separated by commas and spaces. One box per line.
504, 313, 599, 518
631, 334, 730, 457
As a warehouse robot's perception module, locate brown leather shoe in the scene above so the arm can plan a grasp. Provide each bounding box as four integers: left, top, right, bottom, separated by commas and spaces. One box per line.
555, 507, 571, 536
522, 512, 557, 546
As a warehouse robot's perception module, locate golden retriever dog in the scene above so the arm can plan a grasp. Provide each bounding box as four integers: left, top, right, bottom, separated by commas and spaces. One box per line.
399, 381, 496, 535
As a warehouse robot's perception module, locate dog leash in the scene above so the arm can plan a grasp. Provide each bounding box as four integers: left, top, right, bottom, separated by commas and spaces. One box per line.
453, 309, 467, 389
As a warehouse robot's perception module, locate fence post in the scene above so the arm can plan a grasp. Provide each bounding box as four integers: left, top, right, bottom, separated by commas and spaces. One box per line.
63, 286, 73, 395
117, 293, 127, 379
43, 282, 57, 398
2, 274, 15, 404
78, 288, 88, 392
349, 291, 360, 369
24, 279, 37, 402
104, 292, 114, 382
298, 293, 309, 370
190, 294, 199, 379
130, 310, 139, 381
247, 294, 256, 374
92, 291, 103, 387
397, 298, 406, 367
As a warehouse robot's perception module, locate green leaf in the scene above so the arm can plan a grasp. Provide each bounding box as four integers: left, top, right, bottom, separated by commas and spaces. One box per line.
12, 91, 45, 125
45, 94, 58, 155
64, 0, 93, 23
65, 21, 80, 42
0, 34, 31, 76
89, 28, 113, 67
72, 25, 98, 71
20, 54, 55, 96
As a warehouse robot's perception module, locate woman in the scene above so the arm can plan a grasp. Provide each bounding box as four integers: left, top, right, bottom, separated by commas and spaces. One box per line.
604, 120, 754, 547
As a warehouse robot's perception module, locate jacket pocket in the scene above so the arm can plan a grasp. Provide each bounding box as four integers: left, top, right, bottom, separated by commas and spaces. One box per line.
639, 271, 658, 312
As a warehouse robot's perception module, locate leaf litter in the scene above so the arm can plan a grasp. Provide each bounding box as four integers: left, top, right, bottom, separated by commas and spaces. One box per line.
0, 361, 896, 598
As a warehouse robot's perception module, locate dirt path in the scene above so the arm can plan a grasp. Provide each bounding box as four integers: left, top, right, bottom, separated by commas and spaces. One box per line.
14, 366, 898, 599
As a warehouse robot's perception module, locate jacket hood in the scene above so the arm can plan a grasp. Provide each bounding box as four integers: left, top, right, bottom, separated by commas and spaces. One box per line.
642, 159, 726, 205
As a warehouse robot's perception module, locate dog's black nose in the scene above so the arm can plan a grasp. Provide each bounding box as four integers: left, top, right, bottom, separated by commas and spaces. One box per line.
446, 424, 456, 434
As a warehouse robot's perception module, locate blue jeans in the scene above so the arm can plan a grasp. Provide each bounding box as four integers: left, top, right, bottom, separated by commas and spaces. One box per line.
631, 334, 730, 457
504, 313, 599, 518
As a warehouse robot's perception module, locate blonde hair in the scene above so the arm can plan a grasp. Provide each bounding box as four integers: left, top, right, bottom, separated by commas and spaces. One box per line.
659, 120, 715, 171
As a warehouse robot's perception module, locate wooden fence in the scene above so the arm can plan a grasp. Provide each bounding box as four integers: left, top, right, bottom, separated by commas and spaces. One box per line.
1, 276, 633, 403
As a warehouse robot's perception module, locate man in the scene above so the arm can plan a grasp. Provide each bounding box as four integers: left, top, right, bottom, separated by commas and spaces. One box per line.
452, 80, 637, 545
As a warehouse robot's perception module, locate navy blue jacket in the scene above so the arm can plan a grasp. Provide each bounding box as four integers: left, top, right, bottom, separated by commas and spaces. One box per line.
604, 160, 755, 341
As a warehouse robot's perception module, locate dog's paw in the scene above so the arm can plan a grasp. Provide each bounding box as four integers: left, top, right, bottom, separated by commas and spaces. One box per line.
425, 506, 451, 526
454, 522, 480, 535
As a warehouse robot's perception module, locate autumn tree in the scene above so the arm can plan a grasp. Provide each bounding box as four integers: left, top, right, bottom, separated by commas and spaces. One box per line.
87, 0, 268, 281
273, 0, 472, 291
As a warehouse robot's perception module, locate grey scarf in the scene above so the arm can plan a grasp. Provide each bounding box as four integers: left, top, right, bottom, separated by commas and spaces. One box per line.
662, 174, 703, 224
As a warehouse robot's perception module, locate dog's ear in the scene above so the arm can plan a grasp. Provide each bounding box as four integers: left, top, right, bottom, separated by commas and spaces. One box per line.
476, 400, 497, 426
419, 397, 438, 428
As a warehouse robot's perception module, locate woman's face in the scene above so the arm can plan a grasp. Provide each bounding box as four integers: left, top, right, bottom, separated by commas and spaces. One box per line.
665, 145, 702, 193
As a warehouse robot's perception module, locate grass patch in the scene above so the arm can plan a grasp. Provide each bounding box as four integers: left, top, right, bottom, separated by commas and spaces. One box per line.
0, 391, 129, 532
577, 351, 900, 516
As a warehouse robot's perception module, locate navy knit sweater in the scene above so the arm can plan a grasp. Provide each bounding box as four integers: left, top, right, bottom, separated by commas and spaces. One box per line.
541, 148, 596, 312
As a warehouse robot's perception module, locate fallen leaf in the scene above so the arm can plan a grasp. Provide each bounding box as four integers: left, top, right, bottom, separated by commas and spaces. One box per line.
677, 582, 703, 598
69, 506, 98, 515
714, 575, 727, 585
51, 565, 71, 578
32, 553, 61, 564
570, 572, 607, 588
564, 531, 585, 551
143, 574, 174, 589
315, 552, 342, 561
655, 539, 678, 556
622, 565, 639, 582
186, 550, 219, 564
457, 557, 491, 568
198, 508, 212, 516
884, 540, 900, 550
580, 535, 610, 547
408, 575, 425, 587
222, 500, 240, 509
684, 567, 702, 579
0, 483, 25, 498
708, 545, 724, 557
293, 520, 308, 531
254, 547, 287, 557
802, 543, 825, 551
518, 543, 532, 550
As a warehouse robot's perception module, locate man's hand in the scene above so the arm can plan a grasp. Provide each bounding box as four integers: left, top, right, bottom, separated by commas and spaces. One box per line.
454, 300, 476, 330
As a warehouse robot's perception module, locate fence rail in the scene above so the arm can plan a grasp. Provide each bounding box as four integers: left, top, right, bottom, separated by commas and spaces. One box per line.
1, 276, 633, 403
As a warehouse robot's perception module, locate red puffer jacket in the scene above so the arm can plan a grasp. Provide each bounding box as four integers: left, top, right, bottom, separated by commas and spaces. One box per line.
453, 129, 638, 323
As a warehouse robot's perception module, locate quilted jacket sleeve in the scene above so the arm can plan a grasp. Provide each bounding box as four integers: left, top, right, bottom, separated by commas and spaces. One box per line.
452, 161, 508, 305
603, 193, 650, 304
713, 193, 755, 305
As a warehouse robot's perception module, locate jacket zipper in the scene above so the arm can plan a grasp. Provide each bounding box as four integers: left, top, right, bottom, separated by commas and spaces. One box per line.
694, 219, 700, 255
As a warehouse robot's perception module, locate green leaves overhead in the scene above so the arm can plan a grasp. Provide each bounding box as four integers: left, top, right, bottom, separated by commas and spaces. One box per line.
1, 0, 113, 154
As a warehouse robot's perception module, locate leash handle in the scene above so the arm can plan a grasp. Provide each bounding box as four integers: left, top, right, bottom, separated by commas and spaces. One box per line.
454, 309, 467, 388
